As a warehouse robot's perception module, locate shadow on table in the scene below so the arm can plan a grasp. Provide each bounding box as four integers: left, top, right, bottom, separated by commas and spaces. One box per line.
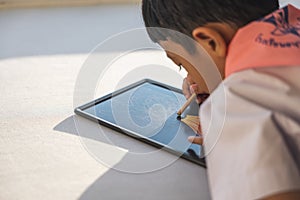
78, 158, 211, 200
54, 116, 78, 135
53, 115, 211, 200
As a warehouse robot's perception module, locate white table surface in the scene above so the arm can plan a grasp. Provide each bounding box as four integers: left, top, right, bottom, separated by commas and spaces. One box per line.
0, 4, 211, 200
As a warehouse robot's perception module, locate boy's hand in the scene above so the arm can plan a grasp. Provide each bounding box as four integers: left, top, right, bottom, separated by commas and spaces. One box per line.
188, 135, 203, 145
183, 75, 209, 145
182, 75, 202, 104
188, 123, 203, 145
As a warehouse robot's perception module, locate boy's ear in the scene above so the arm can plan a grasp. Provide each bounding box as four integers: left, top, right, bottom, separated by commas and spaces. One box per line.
192, 27, 227, 58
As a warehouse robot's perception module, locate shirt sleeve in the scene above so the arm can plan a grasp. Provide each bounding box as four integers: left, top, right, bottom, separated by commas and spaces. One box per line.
200, 69, 300, 200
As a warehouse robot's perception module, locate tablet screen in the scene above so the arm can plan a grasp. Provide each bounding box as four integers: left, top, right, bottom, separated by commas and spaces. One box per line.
76, 80, 204, 166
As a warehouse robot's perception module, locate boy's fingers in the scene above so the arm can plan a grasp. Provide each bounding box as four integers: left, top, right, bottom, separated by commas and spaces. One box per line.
182, 77, 192, 99
196, 96, 202, 105
188, 136, 203, 145
196, 93, 210, 105
189, 84, 198, 94
197, 124, 202, 135
189, 84, 200, 103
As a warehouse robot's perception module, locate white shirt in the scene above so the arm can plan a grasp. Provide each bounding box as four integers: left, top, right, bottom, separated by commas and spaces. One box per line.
201, 67, 300, 200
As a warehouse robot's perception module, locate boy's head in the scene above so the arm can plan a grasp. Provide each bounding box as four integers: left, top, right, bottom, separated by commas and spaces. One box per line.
142, 0, 279, 92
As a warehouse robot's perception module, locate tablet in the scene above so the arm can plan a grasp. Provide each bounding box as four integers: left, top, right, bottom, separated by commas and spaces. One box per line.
74, 79, 205, 167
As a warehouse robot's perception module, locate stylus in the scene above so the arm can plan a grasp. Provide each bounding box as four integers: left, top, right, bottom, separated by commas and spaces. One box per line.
177, 93, 196, 117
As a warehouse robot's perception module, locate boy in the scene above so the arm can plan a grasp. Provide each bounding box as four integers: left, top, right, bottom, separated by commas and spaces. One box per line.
142, 0, 300, 199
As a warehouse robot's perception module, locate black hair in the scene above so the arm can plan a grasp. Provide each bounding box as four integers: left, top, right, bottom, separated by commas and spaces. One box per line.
142, 0, 279, 46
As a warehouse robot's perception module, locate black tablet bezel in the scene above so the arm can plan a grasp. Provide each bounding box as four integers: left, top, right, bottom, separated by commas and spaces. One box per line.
74, 79, 206, 167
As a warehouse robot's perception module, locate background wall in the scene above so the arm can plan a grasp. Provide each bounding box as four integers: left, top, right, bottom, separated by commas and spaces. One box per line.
0, 0, 140, 9
0, 3, 144, 59
1, 0, 299, 10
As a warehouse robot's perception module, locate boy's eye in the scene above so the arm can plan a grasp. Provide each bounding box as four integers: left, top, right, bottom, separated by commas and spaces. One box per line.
178, 64, 183, 71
